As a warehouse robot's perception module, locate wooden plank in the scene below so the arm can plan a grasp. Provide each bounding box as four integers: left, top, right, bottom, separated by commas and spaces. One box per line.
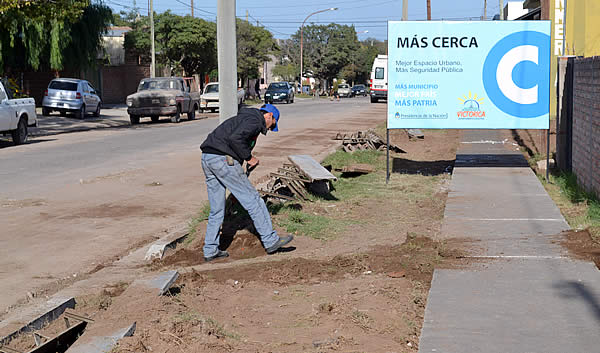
288, 155, 337, 182
259, 190, 296, 201
269, 173, 310, 183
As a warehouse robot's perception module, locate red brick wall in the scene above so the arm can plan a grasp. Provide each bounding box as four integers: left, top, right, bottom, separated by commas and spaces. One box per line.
101, 65, 150, 104
22, 70, 79, 105
572, 56, 600, 198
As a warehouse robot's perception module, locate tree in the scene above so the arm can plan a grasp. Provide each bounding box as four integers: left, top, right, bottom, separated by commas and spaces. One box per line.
0, 0, 112, 74
124, 11, 217, 78
236, 19, 277, 89
292, 24, 360, 92
272, 63, 297, 82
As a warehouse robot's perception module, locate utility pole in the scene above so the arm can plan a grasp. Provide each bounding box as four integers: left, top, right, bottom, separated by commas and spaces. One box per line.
246, 10, 249, 23
402, 0, 408, 21
191, 0, 194, 17
484, 0, 487, 20
499, 0, 504, 20
150, 0, 155, 77
426, 0, 431, 20
217, 0, 238, 123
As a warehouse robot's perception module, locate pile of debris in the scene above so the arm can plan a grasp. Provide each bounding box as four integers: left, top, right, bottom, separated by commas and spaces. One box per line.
258, 155, 337, 202
333, 129, 403, 153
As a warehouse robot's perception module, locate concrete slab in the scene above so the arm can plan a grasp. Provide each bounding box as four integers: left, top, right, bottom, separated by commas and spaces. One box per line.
144, 231, 188, 261
132, 270, 179, 296
419, 259, 600, 353
0, 296, 75, 345
66, 323, 136, 353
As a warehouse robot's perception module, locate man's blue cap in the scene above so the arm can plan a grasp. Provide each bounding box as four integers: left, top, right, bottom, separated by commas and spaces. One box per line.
260, 104, 280, 132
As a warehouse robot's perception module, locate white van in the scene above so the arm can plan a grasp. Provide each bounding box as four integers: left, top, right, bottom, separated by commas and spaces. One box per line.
370, 54, 387, 103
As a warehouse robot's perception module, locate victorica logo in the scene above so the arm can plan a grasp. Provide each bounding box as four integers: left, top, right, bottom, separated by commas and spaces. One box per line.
482, 31, 550, 118
457, 91, 485, 119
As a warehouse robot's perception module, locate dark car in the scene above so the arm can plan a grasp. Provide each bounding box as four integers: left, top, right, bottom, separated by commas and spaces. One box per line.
126, 77, 200, 125
351, 84, 367, 97
264, 82, 294, 104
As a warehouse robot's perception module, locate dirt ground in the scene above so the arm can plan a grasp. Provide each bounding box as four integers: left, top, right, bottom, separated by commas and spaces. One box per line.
1, 121, 474, 352
18, 127, 470, 353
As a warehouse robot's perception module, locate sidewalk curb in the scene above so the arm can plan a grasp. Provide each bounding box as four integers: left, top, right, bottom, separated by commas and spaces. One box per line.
144, 229, 189, 261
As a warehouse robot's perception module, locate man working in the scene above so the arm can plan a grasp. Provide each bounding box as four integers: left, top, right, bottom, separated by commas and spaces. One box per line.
200, 104, 293, 262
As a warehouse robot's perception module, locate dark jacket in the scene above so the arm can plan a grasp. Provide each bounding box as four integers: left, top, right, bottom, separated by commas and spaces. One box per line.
200, 108, 267, 164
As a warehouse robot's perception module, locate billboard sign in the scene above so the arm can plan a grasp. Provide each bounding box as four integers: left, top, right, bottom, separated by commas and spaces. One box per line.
387, 21, 551, 129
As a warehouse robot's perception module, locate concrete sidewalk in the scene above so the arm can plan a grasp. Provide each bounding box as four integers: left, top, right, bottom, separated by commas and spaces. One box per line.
418, 130, 600, 353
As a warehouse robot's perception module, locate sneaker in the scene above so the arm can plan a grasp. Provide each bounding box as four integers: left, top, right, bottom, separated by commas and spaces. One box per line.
266, 235, 294, 254
204, 250, 229, 262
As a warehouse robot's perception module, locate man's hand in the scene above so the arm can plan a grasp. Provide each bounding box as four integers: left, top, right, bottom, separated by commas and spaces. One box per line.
247, 156, 259, 168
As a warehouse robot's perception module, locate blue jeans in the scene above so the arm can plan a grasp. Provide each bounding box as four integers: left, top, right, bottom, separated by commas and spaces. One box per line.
201, 153, 279, 257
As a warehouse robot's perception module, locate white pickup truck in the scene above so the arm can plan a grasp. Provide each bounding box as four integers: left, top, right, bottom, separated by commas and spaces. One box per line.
199, 82, 245, 113
0, 80, 37, 145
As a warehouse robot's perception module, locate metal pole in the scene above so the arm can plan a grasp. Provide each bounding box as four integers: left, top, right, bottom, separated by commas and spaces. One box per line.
300, 24, 304, 95
402, 0, 408, 21
499, 0, 504, 20
217, 0, 238, 124
546, 128, 550, 181
300, 8, 337, 98
386, 129, 390, 184
191, 0, 194, 17
149, 0, 155, 77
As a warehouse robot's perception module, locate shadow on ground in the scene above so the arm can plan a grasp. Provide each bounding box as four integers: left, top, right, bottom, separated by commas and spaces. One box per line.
392, 157, 455, 176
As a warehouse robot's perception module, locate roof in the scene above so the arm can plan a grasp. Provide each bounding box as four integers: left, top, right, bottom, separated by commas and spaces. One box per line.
514, 7, 541, 20
105, 26, 132, 38
51, 78, 84, 83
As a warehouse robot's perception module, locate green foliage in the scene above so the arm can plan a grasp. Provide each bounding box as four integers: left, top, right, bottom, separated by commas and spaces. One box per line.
0, 0, 112, 73
124, 12, 217, 77
553, 172, 600, 222
290, 24, 360, 86
237, 19, 277, 87
272, 63, 298, 82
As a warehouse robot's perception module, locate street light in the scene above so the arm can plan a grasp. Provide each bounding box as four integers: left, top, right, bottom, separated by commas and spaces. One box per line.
300, 7, 338, 94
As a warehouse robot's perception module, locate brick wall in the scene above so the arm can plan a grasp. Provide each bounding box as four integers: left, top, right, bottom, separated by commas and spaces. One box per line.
21, 65, 149, 106
572, 56, 600, 198
101, 65, 150, 104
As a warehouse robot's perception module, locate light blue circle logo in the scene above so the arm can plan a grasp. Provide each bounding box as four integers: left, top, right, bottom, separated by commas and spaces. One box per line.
482, 31, 550, 118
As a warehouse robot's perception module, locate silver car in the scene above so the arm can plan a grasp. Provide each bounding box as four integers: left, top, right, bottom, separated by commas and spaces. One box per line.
42, 78, 101, 119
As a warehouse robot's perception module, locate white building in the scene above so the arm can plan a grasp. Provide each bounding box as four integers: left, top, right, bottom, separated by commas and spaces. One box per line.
504, 1, 529, 20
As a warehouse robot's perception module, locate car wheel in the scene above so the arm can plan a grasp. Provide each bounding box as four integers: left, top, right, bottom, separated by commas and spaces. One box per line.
150, 115, 159, 123
42, 107, 50, 116
370, 97, 378, 103
11, 117, 28, 145
209, 108, 216, 113
188, 105, 196, 120
93, 102, 101, 117
75, 105, 85, 119
286, 97, 290, 104
130, 115, 140, 125
291, 96, 294, 103
171, 106, 181, 123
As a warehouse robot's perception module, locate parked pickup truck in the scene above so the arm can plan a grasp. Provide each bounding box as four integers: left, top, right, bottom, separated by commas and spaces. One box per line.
0, 80, 37, 145
126, 76, 200, 125
199, 82, 245, 113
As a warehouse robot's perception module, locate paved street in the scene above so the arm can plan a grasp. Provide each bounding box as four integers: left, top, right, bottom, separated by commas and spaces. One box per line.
0, 96, 384, 314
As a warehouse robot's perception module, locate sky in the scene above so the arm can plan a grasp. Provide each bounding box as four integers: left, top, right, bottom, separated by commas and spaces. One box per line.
104, 0, 506, 41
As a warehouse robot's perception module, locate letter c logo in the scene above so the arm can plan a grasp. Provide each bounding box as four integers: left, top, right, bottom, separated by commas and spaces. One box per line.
482, 31, 550, 118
